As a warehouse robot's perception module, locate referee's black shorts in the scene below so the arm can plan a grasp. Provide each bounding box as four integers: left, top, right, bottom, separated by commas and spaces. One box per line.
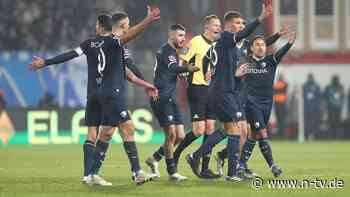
187, 84, 215, 122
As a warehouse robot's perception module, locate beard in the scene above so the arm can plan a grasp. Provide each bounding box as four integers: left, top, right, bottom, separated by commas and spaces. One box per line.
174, 42, 182, 49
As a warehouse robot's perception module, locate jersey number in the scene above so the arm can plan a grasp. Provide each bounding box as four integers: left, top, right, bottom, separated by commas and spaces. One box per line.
98, 48, 106, 76
153, 58, 158, 77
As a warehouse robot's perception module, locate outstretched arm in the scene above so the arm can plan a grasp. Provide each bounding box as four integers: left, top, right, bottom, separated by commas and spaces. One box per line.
274, 32, 296, 64
120, 6, 160, 44
28, 50, 79, 71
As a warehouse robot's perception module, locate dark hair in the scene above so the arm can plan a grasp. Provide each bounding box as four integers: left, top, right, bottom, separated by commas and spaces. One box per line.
111, 12, 128, 26
169, 24, 186, 32
203, 15, 220, 26
97, 14, 112, 31
249, 35, 266, 47
224, 11, 243, 23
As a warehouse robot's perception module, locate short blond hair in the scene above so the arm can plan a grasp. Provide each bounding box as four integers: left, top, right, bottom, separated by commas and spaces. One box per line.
203, 15, 220, 26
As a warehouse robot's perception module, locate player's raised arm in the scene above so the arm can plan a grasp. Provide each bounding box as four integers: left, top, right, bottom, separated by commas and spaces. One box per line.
28, 50, 80, 71
273, 32, 296, 64
235, 4, 272, 42
120, 5, 160, 44
266, 25, 289, 46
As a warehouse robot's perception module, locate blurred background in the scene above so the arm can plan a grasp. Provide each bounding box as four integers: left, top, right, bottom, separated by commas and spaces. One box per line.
1, 0, 350, 145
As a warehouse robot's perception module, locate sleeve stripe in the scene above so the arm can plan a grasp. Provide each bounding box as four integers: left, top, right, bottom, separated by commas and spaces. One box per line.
272, 55, 278, 64
74, 47, 84, 56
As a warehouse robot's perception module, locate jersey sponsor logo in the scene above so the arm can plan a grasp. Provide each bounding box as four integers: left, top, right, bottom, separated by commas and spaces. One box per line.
246, 67, 268, 74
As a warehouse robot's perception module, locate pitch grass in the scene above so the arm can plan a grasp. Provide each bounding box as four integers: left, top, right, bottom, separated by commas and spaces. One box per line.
0, 141, 349, 197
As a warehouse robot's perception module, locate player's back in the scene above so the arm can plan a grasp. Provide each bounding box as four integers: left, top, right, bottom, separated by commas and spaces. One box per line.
209, 31, 239, 94
80, 35, 125, 98
153, 43, 179, 99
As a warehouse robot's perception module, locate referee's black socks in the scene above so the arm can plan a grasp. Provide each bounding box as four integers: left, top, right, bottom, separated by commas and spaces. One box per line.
173, 131, 199, 165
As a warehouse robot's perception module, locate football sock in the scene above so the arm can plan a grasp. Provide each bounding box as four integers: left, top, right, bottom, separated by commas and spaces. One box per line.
83, 140, 95, 177
123, 141, 141, 173
173, 131, 198, 165
227, 134, 240, 177
166, 158, 177, 175
153, 146, 164, 162
90, 140, 109, 175
258, 138, 274, 167
239, 139, 256, 168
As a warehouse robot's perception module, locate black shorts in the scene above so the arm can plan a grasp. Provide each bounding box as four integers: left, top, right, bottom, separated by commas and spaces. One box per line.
210, 92, 242, 123
151, 97, 184, 127
85, 91, 130, 127
245, 99, 272, 132
187, 85, 215, 121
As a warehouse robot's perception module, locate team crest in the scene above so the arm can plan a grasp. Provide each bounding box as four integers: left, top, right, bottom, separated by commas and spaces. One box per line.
168, 115, 174, 121
261, 62, 267, 68
255, 122, 260, 128
236, 112, 242, 118
120, 111, 128, 118
168, 55, 177, 66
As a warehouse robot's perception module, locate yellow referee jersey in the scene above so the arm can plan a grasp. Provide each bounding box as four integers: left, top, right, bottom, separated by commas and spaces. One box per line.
180, 35, 214, 86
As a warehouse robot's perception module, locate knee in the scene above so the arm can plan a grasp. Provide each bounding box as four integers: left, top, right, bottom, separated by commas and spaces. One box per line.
258, 129, 268, 139
247, 131, 256, 141
176, 132, 185, 142
99, 127, 116, 142
86, 129, 97, 142
166, 125, 177, 143
121, 122, 135, 138
192, 121, 206, 136
100, 132, 113, 142
205, 125, 215, 135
